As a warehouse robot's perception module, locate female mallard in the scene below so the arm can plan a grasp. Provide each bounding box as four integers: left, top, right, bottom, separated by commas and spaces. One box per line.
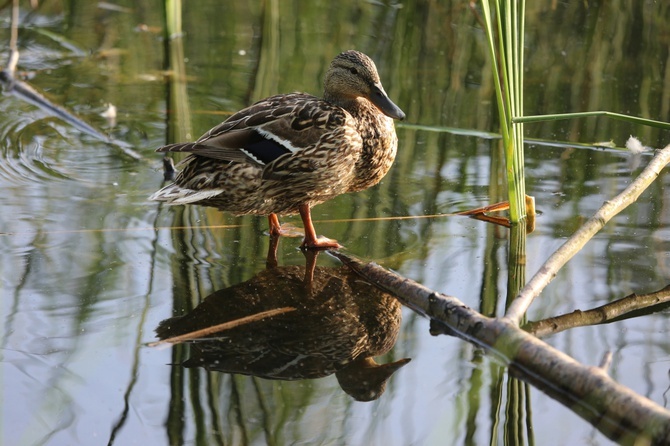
150, 50, 405, 249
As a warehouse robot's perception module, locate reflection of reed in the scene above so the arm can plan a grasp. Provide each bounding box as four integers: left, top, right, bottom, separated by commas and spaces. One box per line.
156, 262, 410, 401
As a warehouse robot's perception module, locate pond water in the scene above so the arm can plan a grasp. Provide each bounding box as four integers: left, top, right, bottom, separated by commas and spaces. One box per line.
1, 1, 670, 445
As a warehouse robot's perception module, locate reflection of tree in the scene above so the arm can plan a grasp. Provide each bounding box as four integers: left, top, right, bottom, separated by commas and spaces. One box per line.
156, 259, 410, 402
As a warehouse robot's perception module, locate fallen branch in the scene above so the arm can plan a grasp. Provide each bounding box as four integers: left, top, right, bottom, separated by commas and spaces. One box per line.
504, 143, 670, 325
330, 250, 670, 445
525, 285, 670, 337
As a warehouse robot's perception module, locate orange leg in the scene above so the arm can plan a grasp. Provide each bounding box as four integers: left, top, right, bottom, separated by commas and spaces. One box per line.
267, 213, 303, 238
267, 213, 282, 237
298, 203, 341, 250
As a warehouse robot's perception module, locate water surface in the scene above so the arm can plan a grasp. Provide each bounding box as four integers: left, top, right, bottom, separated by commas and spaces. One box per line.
1, 1, 669, 445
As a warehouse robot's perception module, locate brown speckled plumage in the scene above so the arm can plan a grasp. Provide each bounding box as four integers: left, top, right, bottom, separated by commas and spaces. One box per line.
150, 50, 404, 248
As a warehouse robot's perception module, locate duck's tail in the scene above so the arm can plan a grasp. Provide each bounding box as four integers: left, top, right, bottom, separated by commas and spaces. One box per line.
150, 183, 224, 205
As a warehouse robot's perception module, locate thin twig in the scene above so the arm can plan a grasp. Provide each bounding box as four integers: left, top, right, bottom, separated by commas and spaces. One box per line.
599, 351, 613, 372
148, 307, 295, 348
0, 213, 458, 237
504, 143, 670, 325
524, 285, 670, 337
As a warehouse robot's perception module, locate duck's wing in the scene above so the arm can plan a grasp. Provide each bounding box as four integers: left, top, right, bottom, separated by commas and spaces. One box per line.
156, 93, 350, 167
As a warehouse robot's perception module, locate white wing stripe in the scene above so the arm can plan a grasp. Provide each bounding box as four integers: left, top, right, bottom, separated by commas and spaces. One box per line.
240, 148, 265, 165
256, 127, 301, 154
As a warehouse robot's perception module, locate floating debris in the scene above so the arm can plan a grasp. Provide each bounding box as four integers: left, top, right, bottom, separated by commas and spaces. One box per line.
100, 103, 117, 128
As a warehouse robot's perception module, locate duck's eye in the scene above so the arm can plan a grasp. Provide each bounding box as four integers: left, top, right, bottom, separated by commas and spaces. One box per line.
349, 68, 358, 75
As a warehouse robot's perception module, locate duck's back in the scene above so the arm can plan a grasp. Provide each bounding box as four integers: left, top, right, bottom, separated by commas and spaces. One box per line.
152, 93, 367, 215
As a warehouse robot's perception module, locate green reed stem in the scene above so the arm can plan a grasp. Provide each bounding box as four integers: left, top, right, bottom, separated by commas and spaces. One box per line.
481, 1, 526, 223
165, 0, 182, 37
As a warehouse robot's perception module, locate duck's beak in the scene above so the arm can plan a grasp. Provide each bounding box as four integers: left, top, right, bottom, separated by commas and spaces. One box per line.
369, 83, 405, 120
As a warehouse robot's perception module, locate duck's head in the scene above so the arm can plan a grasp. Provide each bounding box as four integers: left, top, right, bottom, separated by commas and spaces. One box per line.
324, 50, 405, 121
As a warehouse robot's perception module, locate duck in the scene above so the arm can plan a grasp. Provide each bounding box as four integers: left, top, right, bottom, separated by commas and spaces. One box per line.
150, 50, 405, 249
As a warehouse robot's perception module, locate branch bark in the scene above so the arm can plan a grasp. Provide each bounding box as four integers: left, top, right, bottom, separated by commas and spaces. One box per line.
525, 285, 670, 337
330, 250, 670, 445
504, 144, 670, 325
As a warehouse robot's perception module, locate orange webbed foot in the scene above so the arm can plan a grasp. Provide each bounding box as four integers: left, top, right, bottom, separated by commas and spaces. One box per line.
300, 236, 342, 250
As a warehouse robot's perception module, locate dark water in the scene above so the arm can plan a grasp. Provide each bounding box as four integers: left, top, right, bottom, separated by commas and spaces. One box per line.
1, 1, 669, 445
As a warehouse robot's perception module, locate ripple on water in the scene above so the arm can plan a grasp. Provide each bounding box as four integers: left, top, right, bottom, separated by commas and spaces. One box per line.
0, 110, 79, 186
0, 105, 132, 190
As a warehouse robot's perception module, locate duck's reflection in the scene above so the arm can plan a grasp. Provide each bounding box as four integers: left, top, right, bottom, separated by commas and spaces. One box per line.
155, 255, 410, 402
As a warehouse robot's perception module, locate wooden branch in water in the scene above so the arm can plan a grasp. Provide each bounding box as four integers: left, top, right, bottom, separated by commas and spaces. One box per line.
330, 250, 670, 445
504, 143, 670, 325
525, 285, 670, 338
